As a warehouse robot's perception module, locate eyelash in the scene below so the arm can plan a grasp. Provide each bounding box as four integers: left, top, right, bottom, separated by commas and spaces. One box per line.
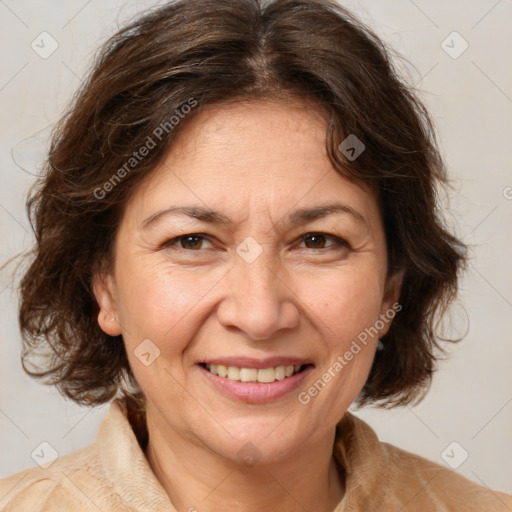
160, 232, 351, 252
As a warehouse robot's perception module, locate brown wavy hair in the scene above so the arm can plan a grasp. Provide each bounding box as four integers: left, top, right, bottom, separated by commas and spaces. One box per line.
17, 0, 466, 411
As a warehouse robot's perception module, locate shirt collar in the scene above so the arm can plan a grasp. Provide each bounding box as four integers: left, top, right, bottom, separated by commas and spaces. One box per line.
96, 399, 177, 511
96, 399, 388, 511
333, 410, 390, 511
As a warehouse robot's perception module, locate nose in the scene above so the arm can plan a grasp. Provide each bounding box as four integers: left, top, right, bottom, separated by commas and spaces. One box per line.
216, 256, 300, 341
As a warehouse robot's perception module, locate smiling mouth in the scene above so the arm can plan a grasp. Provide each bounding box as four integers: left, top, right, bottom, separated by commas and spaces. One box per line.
200, 363, 311, 384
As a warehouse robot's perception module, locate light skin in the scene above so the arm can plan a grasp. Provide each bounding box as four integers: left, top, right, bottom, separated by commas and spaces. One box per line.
93, 98, 403, 512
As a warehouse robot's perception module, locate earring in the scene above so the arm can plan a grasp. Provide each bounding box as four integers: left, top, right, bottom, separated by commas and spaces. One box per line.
376, 339, 384, 351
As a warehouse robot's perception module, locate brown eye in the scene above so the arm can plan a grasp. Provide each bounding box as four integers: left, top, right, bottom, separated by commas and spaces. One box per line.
299, 233, 350, 250
163, 234, 212, 251
179, 235, 204, 250
302, 233, 328, 249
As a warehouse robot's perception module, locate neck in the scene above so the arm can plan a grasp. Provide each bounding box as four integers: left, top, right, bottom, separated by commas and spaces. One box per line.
143, 404, 345, 512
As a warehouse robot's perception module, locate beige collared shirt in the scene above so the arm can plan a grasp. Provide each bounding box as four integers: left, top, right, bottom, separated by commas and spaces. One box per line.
1, 399, 510, 511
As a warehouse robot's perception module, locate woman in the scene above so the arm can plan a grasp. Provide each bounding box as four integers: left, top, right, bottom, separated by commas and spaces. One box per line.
1, 0, 510, 510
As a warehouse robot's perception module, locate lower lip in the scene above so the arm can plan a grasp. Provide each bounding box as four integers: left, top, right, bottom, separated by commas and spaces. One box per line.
198, 365, 314, 403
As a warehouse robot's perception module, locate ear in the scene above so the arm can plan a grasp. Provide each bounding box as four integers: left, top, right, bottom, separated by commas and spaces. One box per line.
92, 271, 122, 336
378, 268, 405, 337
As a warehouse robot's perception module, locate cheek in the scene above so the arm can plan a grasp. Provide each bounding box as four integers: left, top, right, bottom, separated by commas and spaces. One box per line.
301, 264, 385, 339
115, 265, 219, 408
297, 271, 383, 419
114, 261, 209, 345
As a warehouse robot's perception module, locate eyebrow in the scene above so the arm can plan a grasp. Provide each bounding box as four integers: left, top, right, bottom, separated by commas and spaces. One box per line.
141, 202, 368, 230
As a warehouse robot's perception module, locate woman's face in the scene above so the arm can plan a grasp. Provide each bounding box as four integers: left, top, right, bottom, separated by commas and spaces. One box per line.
94, 99, 401, 464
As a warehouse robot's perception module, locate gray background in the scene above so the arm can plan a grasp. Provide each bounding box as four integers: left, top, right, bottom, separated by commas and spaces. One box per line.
1, 0, 511, 495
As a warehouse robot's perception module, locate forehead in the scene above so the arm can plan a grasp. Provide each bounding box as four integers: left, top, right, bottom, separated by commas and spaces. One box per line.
166, 98, 330, 176
124, 99, 381, 232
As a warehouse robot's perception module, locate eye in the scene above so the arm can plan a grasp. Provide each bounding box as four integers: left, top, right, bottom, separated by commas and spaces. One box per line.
160, 232, 350, 253
298, 232, 350, 250
162, 233, 212, 251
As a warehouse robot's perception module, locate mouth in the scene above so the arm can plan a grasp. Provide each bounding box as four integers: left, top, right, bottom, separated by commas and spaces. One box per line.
197, 359, 314, 403
200, 362, 311, 383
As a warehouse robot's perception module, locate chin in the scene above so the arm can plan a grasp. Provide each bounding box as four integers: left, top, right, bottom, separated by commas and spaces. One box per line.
196, 414, 311, 466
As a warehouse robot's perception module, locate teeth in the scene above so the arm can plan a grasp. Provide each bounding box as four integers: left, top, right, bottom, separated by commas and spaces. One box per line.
204, 363, 304, 383
240, 368, 258, 382
228, 366, 241, 380
257, 368, 275, 383
274, 366, 285, 380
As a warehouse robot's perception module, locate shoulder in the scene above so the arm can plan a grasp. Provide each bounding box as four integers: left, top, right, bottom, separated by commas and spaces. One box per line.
0, 399, 143, 512
380, 441, 512, 511
0, 399, 167, 512
0, 443, 107, 512
336, 412, 512, 512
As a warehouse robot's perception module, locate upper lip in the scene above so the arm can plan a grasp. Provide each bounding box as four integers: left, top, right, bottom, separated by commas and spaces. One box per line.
199, 357, 313, 369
